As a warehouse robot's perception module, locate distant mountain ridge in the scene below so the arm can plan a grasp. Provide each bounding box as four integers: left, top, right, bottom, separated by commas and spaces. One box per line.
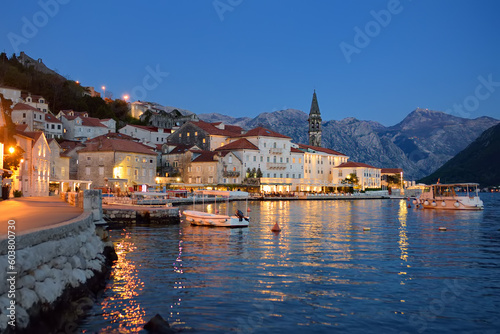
418, 123, 500, 186
198, 108, 499, 180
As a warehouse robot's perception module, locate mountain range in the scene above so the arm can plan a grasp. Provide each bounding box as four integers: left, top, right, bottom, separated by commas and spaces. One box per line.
198, 108, 499, 180
419, 122, 500, 186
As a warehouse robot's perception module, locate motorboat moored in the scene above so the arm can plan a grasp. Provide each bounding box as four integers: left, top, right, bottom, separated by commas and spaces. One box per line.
183, 190, 250, 227
416, 183, 484, 210
183, 210, 249, 227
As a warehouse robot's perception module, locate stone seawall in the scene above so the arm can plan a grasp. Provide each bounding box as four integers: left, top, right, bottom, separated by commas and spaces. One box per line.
0, 190, 115, 332
104, 205, 180, 224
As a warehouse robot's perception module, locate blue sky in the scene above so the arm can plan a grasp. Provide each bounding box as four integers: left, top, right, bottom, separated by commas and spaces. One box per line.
1, 0, 499, 126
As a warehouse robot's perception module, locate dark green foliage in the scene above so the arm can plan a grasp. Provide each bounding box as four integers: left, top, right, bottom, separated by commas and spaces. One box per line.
341, 173, 359, 185
0, 53, 125, 122
419, 123, 500, 187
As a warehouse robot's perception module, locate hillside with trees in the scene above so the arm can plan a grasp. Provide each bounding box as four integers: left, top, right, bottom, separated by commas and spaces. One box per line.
418, 123, 500, 187
0, 53, 136, 125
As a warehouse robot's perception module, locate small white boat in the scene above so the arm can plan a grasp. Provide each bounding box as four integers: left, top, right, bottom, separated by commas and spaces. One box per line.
183, 210, 249, 228
416, 183, 484, 210
183, 190, 250, 228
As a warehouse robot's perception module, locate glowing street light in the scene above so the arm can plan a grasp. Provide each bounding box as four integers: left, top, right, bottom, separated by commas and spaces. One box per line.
102, 86, 106, 98
8, 147, 15, 154
123, 94, 130, 102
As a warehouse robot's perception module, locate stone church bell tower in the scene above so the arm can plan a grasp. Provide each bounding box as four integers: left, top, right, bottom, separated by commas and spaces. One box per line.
308, 90, 322, 147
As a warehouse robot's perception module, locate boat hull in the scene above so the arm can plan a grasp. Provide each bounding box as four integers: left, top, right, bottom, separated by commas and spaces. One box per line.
416, 197, 484, 210
183, 210, 249, 228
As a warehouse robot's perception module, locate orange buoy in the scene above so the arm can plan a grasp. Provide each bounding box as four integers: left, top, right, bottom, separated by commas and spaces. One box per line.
271, 222, 281, 232
247, 208, 251, 212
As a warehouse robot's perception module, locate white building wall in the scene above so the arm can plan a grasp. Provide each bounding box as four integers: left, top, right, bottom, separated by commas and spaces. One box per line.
100, 119, 116, 133
209, 135, 228, 151
332, 166, 381, 190
0, 87, 21, 105
44, 122, 63, 139
11, 108, 45, 131
32, 138, 51, 196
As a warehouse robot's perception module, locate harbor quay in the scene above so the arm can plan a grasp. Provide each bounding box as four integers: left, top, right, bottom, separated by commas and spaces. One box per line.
0, 191, 117, 333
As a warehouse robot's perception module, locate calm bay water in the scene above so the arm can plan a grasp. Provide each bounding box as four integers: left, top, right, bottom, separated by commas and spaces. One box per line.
81, 194, 500, 333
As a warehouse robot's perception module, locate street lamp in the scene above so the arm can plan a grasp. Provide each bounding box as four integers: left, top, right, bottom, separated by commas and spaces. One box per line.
102, 86, 106, 99
123, 94, 129, 102
8, 147, 15, 154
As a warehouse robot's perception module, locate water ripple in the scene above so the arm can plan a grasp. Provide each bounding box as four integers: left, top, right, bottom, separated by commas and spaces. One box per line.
81, 195, 500, 333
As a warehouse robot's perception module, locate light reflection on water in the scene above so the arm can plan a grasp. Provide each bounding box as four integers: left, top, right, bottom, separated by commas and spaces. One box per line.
94, 233, 147, 332
80, 195, 500, 333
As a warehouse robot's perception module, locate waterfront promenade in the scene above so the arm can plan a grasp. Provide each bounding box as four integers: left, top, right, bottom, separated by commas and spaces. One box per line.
0, 196, 83, 237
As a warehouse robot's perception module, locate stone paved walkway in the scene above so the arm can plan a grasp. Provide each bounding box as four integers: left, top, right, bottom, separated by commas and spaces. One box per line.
0, 196, 83, 238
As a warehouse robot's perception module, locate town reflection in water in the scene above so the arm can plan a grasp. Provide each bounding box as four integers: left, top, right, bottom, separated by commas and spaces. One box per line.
79, 196, 498, 333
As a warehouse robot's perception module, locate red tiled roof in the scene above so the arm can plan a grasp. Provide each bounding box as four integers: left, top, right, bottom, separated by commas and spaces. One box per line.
79, 137, 156, 155
13, 103, 40, 112
59, 140, 84, 151
63, 115, 108, 128
82, 117, 108, 128
60, 110, 88, 117
235, 127, 291, 139
191, 120, 241, 136
215, 138, 258, 151
297, 143, 346, 156
15, 124, 29, 132
88, 133, 137, 141
45, 113, 62, 123
192, 151, 217, 163
167, 144, 195, 155
21, 93, 45, 103
224, 124, 243, 134
123, 124, 171, 133
334, 161, 379, 169
291, 147, 304, 153
22, 131, 44, 143
381, 168, 403, 174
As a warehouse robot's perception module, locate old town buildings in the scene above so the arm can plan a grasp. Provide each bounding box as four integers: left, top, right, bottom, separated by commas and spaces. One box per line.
1, 88, 401, 196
